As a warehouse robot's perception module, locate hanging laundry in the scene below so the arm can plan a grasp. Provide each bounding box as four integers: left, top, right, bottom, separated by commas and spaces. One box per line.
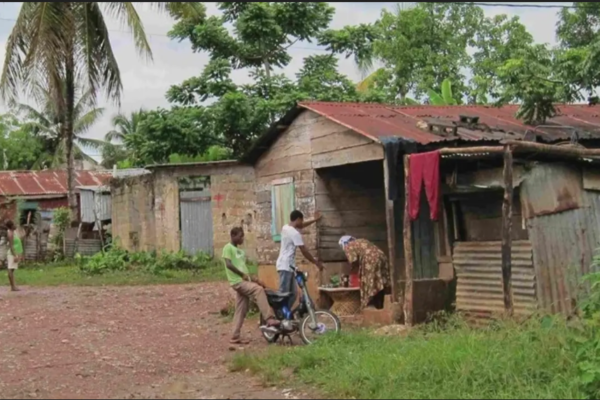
408, 150, 440, 221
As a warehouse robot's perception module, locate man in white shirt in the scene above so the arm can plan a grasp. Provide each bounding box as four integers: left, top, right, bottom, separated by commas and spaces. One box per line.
276, 210, 323, 313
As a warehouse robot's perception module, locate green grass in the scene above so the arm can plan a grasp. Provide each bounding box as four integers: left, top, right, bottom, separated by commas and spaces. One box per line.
11, 259, 257, 287
231, 317, 584, 399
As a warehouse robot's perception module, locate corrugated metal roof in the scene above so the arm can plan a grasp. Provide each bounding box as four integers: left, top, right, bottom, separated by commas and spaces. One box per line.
299, 101, 600, 144
112, 168, 150, 178
145, 160, 239, 169
243, 101, 600, 164
0, 170, 111, 197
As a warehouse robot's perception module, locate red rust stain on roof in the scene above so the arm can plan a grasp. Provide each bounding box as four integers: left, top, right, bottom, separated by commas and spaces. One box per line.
0, 170, 111, 197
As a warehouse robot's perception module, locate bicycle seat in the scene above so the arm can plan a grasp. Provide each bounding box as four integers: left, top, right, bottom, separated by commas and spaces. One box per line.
265, 289, 291, 301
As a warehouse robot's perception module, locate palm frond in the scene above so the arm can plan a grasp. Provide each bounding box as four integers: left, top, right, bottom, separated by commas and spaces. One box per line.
105, 129, 124, 143
76, 2, 123, 104
74, 107, 104, 135
76, 136, 107, 151
17, 103, 52, 127
103, 3, 152, 60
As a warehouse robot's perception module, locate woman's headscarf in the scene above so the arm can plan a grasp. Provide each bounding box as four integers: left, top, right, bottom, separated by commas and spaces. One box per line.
339, 235, 355, 250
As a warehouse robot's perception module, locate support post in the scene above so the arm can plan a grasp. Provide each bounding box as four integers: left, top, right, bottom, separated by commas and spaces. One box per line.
383, 157, 398, 302
501, 145, 514, 315
403, 154, 414, 326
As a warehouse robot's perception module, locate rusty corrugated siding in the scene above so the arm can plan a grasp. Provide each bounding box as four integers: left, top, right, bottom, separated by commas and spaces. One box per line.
519, 163, 584, 219
528, 191, 600, 314
299, 101, 600, 145
453, 241, 537, 317
0, 170, 111, 196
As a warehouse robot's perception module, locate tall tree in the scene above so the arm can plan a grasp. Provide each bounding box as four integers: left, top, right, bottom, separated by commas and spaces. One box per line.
1, 2, 204, 218
18, 85, 105, 169
556, 2, 600, 99
121, 106, 223, 166
169, 2, 334, 78
319, 3, 483, 103
105, 109, 146, 143
0, 114, 44, 170
167, 54, 372, 157
469, 14, 534, 104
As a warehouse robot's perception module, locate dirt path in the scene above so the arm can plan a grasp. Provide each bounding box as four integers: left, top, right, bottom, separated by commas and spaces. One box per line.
0, 283, 308, 399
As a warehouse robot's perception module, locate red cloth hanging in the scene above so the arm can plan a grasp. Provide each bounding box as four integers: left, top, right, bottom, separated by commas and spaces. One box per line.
408, 151, 440, 221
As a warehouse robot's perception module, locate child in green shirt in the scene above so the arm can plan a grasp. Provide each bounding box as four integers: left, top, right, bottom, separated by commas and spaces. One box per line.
4, 220, 21, 291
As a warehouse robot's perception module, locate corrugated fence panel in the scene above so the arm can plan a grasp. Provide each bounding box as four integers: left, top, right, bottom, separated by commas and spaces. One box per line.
24, 234, 49, 261
528, 190, 600, 314
453, 241, 537, 317
180, 190, 214, 256
80, 191, 96, 223
65, 239, 102, 257
97, 193, 112, 221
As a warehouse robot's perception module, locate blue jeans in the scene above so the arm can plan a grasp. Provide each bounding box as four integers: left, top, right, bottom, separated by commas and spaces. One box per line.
278, 270, 302, 311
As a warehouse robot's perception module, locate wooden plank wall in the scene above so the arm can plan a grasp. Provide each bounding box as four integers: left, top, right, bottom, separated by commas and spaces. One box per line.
315, 162, 387, 261
254, 111, 319, 265
254, 110, 387, 265
310, 116, 383, 169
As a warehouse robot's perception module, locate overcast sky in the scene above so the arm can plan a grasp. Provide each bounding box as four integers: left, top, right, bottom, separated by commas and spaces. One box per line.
0, 2, 570, 161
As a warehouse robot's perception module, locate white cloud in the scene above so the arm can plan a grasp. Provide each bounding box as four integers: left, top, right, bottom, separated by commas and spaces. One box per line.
0, 2, 570, 161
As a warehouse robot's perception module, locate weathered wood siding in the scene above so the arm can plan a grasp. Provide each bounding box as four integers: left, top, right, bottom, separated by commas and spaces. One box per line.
315, 162, 387, 261
254, 110, 386, 265
255, 111, 318, 264
309, 114, 383, 169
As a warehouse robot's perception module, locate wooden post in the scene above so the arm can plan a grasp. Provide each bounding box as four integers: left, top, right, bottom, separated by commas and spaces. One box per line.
403, 154, 414, 326
501, 145, 514, 315
383, 157, 398, 301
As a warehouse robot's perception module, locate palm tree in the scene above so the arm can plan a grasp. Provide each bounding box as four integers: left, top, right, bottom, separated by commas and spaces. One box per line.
19, 85, 106, 169
0, 2, 205, 218
105, 109, 146, 144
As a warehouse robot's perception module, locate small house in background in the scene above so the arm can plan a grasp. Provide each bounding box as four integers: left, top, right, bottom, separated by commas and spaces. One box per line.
245, 101, 600, 324
110, 161, 257, 259
0, 170, 111, 260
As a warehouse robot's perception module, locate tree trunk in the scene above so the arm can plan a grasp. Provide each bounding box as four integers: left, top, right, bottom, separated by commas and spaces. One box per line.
65, 40, 77, 221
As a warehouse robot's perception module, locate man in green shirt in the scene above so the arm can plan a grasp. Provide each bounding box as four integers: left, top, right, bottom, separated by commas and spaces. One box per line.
223, 227, 279, 344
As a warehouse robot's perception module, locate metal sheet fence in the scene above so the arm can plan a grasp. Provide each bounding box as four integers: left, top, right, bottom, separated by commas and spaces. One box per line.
453, 240, 537, 318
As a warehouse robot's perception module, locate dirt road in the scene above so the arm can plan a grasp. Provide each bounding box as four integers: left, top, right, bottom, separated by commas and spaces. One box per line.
0, 283, 306, 399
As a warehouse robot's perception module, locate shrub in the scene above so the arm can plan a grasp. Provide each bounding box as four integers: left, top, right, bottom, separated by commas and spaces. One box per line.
571, 270, 600, 399
77, 246, 214, 276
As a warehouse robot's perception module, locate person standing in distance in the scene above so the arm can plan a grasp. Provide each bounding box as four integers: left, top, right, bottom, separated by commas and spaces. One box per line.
276, 210, 323, 313
0, 220, 21, 291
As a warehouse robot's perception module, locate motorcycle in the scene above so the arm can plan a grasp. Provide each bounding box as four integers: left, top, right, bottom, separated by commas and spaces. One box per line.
259, 266, 341, 345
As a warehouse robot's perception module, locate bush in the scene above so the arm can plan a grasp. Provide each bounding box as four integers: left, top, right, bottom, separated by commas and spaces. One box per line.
571, 269, 600, 399
77, 246, 215, 276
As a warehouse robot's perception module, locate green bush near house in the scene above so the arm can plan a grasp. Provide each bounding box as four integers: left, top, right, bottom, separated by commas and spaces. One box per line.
75, 246, 216, 276
16, 247, 257, 287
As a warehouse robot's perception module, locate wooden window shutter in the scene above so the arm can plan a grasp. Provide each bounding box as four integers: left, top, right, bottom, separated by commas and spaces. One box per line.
271, 178, 295, 242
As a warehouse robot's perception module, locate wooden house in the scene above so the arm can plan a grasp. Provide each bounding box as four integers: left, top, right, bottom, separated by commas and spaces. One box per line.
244, 101, 600, 323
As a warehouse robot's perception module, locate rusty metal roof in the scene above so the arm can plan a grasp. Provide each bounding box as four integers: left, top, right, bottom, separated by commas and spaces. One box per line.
242, 101, 600, 163
0, 170, 112, 197
299, 101, 600, 144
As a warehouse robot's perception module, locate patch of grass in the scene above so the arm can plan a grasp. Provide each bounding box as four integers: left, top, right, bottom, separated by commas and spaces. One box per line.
232, 317, 583, 399
12, 259, 257, 287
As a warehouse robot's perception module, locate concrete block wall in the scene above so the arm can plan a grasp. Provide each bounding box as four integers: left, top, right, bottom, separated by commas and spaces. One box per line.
111, 163, 257, 259
111, 174, 156, 251
211, 168, 258, 261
